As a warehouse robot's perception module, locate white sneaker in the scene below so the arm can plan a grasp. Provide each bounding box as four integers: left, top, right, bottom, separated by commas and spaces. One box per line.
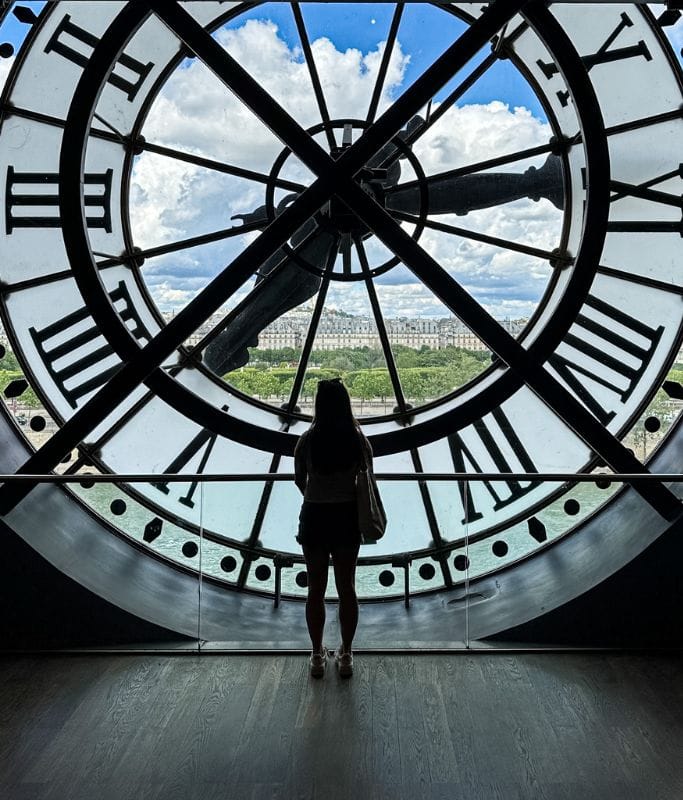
309, 649, 328, 678
335, 646, 353, 678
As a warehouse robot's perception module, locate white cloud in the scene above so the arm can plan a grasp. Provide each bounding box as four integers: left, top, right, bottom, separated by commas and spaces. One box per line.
129, 19, 561, 324
152, 282, 200, 308
139, 20, 409, 169
413, 101, 552, 173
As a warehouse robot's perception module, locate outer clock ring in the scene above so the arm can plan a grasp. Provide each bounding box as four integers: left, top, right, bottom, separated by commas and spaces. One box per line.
58, 0, 608, 458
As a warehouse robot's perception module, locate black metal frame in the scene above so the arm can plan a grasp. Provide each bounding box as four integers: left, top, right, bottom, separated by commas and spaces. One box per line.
50, 1, 673, 519
58, 0, 576, 452
0, 1, 680, 592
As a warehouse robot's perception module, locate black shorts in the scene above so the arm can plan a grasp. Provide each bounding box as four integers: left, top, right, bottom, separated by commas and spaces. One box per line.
297, 501, 362, 552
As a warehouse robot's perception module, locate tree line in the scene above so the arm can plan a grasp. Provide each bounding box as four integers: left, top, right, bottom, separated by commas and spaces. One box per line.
246, 344, 492, 371
1, 345, 681, 408
226, 346, 493, 401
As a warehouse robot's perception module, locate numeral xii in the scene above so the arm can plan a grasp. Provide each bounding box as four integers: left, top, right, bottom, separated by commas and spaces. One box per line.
45, 14, 153, 102
537, 13, 652, 106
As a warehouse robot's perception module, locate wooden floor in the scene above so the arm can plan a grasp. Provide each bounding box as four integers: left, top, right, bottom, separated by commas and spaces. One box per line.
1, 653, 682, 800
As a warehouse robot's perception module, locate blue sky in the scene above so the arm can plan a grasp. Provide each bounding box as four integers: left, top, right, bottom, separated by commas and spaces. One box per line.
228, 2, 548, 117
0, 2, 547, 116
0, 1, 44, 51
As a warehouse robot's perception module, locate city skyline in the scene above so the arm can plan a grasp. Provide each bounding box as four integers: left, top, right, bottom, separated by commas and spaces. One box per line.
164, 304, 527, 352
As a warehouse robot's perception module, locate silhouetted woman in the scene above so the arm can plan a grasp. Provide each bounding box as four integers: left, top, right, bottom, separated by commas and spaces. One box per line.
294, 379, 371, 678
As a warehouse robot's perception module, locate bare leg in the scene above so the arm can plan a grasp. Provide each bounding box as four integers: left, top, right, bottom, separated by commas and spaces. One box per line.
332, 545, 360, 652
302, 545, 329, 653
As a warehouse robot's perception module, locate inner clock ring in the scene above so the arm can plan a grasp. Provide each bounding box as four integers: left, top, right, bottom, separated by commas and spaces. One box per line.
59, 1, 608, 457
262, 118, 428, 282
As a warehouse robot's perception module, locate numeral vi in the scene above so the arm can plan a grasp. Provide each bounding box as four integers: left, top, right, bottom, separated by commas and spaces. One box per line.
154, 408, 229, 509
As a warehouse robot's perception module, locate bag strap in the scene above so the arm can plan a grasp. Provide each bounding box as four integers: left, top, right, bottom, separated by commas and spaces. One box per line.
357, 430, 370, 474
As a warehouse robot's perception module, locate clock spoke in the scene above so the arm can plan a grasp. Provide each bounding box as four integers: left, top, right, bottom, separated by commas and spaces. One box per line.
290, 2, 336, 152
354, 235, 408, 414
3, 103, 127, 146
375, 18, 530, 172
391, 210, 570, 266
366, 3, 404, 125
604, 107, 683, 138
95, 218, 265, 269
135, 139, 306, 193
283, 237, 339, 412
596, 264, 683, 296
2, 268, 87, 295
568, 107, 683, 149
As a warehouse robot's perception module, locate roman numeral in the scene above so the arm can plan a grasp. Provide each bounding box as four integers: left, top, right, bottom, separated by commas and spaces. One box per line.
547, 295, 664, 425
5, 167, 113, 233
607, 166, 683, 235
29, 281, 150, 408
44, 14, 153, 102
154, 407, 229, 508
537, 13, 652, 106
447, 407, 539, 524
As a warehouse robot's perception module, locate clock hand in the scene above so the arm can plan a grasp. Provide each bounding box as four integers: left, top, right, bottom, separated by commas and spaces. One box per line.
203, 218, 331, 375
363, 115, 425, 189
385, 153, 564, 216
230, 190, 300, 228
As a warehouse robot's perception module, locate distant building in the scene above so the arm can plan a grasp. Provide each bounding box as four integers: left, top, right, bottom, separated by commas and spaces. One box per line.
164, 307, 528, 353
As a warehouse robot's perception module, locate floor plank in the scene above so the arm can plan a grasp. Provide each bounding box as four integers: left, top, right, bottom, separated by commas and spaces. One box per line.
0, 653, 682, 799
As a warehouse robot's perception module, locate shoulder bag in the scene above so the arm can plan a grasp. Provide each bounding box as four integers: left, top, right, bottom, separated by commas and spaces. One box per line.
356, 439, 386, 544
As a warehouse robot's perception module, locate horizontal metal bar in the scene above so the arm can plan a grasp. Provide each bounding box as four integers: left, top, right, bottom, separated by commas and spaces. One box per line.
25, 1, 670, 4
4, 646, 683, 656
0, 473, 681, 483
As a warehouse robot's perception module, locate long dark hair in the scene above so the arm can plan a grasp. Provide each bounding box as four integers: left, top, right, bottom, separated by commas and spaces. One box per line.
309, 379, 361, 474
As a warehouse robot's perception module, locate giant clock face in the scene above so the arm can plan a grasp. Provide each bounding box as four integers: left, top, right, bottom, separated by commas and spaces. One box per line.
0, 1, 681, 603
